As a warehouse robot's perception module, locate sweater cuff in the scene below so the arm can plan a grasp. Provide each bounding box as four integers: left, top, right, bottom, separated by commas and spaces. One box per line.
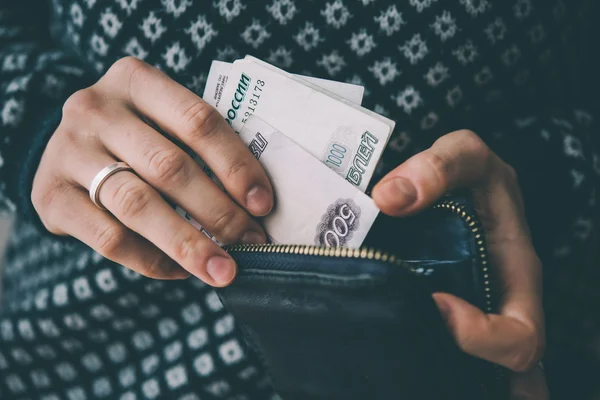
18, 106, 64, 231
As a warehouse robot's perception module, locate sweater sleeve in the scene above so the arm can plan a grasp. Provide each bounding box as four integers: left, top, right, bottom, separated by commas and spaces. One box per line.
0, 1, 94, 223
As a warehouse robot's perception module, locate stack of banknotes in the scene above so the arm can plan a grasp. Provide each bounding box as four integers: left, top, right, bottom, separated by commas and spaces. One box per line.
176, 56, 396, 248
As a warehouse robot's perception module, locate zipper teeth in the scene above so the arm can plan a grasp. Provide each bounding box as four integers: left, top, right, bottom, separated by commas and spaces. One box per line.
432, 200, 493, 313
225, 243, 407, 267
226, 199, 492, 313
433, 201, 504, 385
226, 198, 501, 383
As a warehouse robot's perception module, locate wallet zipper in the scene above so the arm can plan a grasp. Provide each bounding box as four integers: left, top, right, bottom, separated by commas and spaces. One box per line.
434, 199, 504, 389
225, 199, 493, 314
226, 198, 504, 390
432, 199, 493, 313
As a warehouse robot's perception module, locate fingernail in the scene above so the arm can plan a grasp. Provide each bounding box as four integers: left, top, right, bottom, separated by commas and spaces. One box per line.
241, 230, 266, 245
381, 177, 417, 209
246, 185, 273, 216
206, 256, 236, 286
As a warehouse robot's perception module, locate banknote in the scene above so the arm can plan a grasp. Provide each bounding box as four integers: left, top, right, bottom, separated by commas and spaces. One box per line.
244, 55, 391, 126
194, 59, 363, 191
216, 57, 395, 192
203, 60, 364, 109
238, 115, 380, 248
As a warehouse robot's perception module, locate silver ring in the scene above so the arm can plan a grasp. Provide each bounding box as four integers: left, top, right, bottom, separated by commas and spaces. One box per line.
89, 162, 133, 210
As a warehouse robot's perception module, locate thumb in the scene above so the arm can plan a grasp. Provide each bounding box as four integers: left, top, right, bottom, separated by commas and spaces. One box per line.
372, 130, 490, 216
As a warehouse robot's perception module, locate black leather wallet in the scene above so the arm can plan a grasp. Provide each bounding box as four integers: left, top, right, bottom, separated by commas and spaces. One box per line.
217, 195, 507, 399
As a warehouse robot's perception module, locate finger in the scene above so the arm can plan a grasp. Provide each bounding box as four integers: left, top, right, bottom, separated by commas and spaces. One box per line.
89, 108, 266, 245
510, 366, 549, 399
433, 293, 543, 372
97, 170, 238, 286
66, 149, 238, 286
100, 57, 273, 217
42, 184, 189, 280
489, 236, 544, 342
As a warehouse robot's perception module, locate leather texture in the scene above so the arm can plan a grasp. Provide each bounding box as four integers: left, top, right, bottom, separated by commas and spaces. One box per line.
218, 196, 506, 400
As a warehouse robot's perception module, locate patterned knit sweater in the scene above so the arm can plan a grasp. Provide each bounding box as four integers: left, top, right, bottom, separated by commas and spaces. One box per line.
0, 1, 598, 399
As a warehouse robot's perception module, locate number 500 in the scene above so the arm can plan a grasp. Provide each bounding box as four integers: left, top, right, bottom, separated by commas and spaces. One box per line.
323, 204, 356, 247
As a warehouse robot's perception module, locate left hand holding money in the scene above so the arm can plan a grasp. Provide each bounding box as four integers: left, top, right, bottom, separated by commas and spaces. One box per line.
372, 130, 548, 399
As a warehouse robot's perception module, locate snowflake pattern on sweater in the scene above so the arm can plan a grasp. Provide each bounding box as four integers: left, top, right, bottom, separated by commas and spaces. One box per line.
0, 0, 598, 399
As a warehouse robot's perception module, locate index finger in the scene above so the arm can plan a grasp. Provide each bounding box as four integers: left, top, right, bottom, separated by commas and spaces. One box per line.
99, 57, 273, 217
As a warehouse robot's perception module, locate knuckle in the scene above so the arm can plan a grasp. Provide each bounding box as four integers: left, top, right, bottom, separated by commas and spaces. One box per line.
172, 233, 198, 263
62, 88, 103, 118
178, 101, 222, 143
106, 56, 148, 99
459, 129, 488, 152
421, 151, 450, 188
210, 208, 245, 243
509, 353, 536, 373
146, 147, 189, 186
454, 129, 479, 142
145, 252, 173, 279
107, 56, 146, 81
31, 179, 66, 233
31, 180, 54, 213
50, 123, 83, 149
508, 326, 545, 372
455, 318, 489, 355
110, 176, 152, 220
226, 160, 250, 180
455, 129, 493, 166
94, 223, 127, 260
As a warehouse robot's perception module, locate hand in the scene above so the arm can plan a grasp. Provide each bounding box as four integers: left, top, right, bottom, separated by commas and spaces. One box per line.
32, 56, 273, 286
372, 130, 548, 399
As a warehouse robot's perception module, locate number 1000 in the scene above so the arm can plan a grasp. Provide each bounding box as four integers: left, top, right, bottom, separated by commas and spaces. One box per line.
325, 143, 347, 168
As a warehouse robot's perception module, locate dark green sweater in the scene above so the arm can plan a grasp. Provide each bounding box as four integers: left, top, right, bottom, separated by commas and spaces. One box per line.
0, 1, 598, 398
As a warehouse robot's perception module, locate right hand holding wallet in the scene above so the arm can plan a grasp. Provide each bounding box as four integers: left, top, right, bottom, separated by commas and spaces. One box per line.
217, 130, 547, 400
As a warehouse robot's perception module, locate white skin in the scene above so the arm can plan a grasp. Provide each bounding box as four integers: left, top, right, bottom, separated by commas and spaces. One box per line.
33, 57, 547, 399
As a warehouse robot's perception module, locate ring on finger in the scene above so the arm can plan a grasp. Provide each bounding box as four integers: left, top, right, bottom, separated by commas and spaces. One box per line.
89, 162, 134, 210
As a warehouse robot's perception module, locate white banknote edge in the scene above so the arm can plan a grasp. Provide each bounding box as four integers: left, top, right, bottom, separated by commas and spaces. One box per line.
243, 55, 396, 135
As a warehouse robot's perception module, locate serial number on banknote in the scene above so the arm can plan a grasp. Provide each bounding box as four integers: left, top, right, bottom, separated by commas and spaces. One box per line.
224, 72, 267, 127
241, 79, 265, 124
